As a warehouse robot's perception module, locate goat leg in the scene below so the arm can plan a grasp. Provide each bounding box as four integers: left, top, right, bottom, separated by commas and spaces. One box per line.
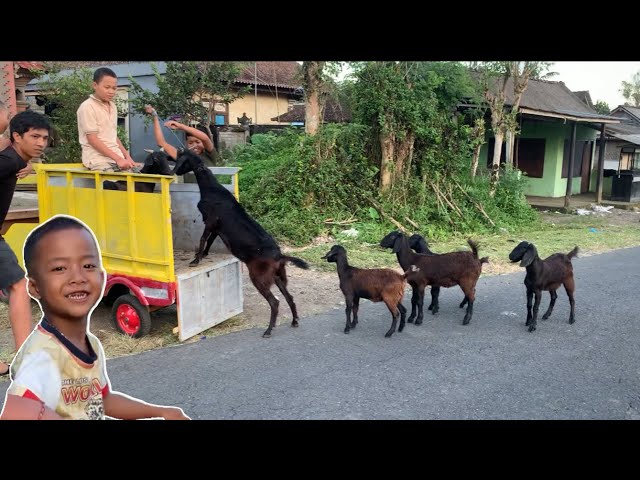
397, 302, 407, 332
202, 232, 218, 258
566, 285, 576, 324
407, 284, 418, 323
275, 274, 300, 328
461, 285, 475, 325
384, 304, 399, 338
459, 296, 468, 308
260, 290, 280, 338
525, 290, 534, 327
529, 290, 542, 332
190, 226, 214, 266
351, 296, 359, 329
344, 300, 353, 334
428, 286, 441, 311
542, 290, 557, 320
415, 287, 426, 325
430, 286, 440, 316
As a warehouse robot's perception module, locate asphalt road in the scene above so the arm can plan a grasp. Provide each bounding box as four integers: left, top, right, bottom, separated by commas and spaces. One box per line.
2, 246, 639, 420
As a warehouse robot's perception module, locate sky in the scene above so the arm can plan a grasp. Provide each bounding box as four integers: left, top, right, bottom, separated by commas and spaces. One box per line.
546, 62, 640, 109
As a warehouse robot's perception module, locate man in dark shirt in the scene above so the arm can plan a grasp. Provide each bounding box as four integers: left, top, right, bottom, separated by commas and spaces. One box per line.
0, 107, 51, 376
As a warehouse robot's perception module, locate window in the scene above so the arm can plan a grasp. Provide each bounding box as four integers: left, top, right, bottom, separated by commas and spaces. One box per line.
516, 138, 545, 178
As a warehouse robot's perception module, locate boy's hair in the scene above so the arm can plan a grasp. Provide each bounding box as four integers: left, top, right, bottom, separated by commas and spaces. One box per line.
93, 67, 117, 83
9, 110, 51, 142
23, 216, 94, 275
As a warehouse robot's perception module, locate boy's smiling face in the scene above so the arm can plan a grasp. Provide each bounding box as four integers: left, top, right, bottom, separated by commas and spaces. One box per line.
28, 227, 105, 323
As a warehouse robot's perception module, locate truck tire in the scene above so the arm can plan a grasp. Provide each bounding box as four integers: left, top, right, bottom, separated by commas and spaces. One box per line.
111, 294, 151, 338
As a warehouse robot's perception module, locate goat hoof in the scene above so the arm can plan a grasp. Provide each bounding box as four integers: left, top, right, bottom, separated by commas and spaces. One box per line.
528, 325, 536, 332
398, 325, 405, 332
459, 302, 466, 309
407, 316, 415, 323
384, 331, 394, 338
344, 328, 350, 334
291, 319, 299, 327
427, 305, 433, 311
262, 331, 272, 338
569, 318, 575, 324
431, 308, 438, 315
415, 319, 423, 326
462, 317, 471, 326
189, 259, 200, 267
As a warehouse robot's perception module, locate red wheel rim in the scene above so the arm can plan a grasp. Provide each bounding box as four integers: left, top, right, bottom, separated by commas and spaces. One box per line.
116, 304, 140, 335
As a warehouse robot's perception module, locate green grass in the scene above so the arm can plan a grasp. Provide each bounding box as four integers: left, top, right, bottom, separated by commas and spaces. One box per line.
293, 212, 640, 274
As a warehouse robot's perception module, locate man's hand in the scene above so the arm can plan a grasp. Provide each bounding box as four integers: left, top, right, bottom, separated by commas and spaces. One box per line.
159, 406, 191, 420
144, 105, 157, 116
16, 162, 34, 179
164, 120, 181, 130
115, 156, 137, 170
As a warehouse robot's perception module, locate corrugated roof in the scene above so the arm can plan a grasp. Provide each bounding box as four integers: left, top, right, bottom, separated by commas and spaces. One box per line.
30, 61, 302, 90
474, 73, 619, 123
236, 62, 301, 89
271, 98, 351, 123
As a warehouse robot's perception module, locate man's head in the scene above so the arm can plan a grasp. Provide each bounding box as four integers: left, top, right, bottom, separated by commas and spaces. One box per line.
23, 215, 105, 323
92, 67, 118, 103
9, 110, 51, 161
185, 131, 206, 155
0, 100, 9, 135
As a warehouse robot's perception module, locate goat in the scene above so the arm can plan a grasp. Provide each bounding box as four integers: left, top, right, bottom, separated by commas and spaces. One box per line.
508, 241, 578, 332
407, 234, 488, 313
172, 149, 309, 338
103, 150, 173, 193
380, 231, 487, 326
322, 244, 418, 338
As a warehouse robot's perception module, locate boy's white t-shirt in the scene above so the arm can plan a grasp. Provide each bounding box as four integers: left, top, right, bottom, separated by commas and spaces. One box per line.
7, 319, 111, 420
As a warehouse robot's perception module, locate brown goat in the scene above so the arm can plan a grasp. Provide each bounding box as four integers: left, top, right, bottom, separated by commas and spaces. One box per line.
380, 231, 487, 326
508, 241, 578, 332
322, 245, 417, 338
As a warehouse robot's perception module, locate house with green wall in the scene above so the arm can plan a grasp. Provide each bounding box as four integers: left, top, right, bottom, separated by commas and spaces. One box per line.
475, 76, 620, 201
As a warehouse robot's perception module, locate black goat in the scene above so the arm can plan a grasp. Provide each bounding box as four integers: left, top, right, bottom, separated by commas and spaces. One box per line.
508, 241, 578, 332
103, 150, 173, 193
172, 149, 309, 338
381, 231, 487, 326
407, 234, 486, 312
322, 244, 417, 338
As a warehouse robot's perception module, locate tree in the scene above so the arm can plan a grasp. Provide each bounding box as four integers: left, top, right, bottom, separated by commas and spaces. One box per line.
470, 61, 553, 194
621, 72, 640, 107
128, 61, 248, 157
300, 62, 344, 136
352, 61, 474, 191
594, 100, 610, 115
36, 68, 129, 163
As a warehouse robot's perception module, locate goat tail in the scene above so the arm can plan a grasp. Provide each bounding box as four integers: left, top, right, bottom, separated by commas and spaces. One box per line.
282, 255, 310, 270
467, 238, 480, 258
567, 246, 579, 259
480, 256, 489, 265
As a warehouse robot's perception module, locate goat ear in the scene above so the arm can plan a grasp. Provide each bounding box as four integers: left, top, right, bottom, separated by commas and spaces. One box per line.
392, 236, 402, 254
520, 244, 537, 267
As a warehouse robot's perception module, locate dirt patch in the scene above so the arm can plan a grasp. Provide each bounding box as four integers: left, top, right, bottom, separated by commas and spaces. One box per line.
541, 206, 640, 226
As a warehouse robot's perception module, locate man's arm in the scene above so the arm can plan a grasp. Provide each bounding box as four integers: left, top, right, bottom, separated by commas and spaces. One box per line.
103, 391, 190, 420
0, 395, 64, 420
165, 120, 215, 153
144, 106, 178, 159
86, 134, 135, 170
